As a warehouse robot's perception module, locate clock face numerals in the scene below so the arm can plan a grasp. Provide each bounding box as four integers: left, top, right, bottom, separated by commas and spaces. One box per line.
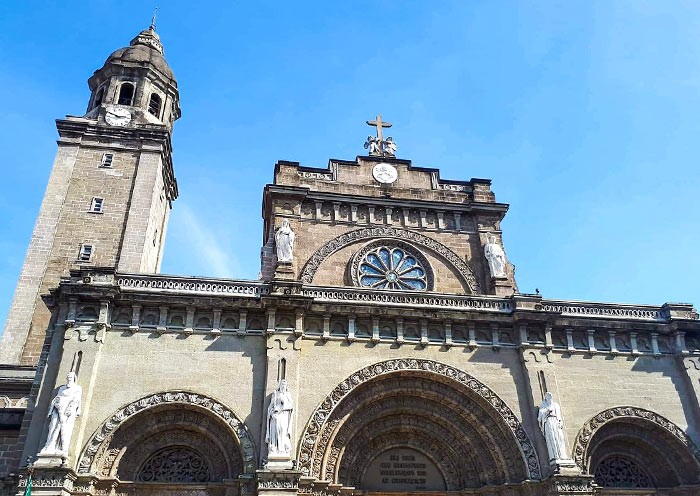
105, 107, 132, 127
373, 163, 398, 184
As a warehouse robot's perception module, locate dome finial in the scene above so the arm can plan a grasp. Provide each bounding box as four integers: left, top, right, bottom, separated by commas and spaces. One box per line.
150, 6, 158, 31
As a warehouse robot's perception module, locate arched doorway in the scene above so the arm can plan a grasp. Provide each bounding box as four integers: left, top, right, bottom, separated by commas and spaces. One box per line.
573, 407, 700, 491
76, 392, 256, 495
298, 359, 540, 492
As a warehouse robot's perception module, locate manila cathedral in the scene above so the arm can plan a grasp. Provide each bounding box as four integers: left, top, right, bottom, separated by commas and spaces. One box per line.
3, 23, 700, 496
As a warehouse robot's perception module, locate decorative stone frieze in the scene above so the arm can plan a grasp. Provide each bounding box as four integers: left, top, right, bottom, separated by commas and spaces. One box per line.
541, 302, 669, 321
117, 274, 268, 297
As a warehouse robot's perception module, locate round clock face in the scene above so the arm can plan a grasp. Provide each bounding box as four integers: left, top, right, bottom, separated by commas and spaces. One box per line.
105, 107, 132, 127
372, 163, 398, 184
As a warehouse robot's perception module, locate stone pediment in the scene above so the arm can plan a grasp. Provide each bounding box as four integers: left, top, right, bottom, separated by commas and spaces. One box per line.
273, 156, 498, 205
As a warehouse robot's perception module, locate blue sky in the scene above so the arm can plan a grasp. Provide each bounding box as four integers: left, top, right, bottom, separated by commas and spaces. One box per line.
1, 1, 699, 329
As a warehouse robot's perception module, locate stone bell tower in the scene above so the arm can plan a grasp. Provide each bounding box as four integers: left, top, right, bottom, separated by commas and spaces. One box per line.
0, 24, 180, 366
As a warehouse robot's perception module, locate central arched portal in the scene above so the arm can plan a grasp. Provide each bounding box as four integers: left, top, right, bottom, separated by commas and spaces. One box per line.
299, 359, 540, 492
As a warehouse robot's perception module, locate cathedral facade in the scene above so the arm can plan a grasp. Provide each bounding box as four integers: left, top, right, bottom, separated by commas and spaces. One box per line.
1, 26, 700, 496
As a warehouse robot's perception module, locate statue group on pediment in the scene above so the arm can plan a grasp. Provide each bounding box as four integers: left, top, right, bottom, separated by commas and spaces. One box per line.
364, 135, 397, 158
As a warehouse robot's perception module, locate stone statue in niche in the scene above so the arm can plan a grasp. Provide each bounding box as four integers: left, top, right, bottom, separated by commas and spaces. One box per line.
274, 219, 295, 263
537, 392, 574, 466
40, 372, 82, 456
484, 234, 507, 278
266, 379, 294, 458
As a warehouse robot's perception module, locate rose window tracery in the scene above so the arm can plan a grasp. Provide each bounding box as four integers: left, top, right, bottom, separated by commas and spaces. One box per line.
351, 242, 432, 291
594, 456, 652, 488
137, 446, 210, 483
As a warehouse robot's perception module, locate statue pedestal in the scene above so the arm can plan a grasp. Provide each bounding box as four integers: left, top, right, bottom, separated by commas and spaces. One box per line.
551, 458, 580, 475
274, 262, 295, 281
17, 464, 76, 496
491, 276, 512, 296
256, 469, 302, 496
544, 473, 594, 495
33, 452, 67, 468
264, 454, 294, 470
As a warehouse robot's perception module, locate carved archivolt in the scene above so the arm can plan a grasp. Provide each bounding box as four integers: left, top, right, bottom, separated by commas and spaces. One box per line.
300, 227, 481, 293
573, 406, 700, 474
324, 380, 519, 486
297, 358, 540, 481
77, 391, 257, 476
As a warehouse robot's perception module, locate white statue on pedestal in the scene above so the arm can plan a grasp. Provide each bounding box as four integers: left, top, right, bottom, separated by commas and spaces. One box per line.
40, 372, 82, 456
484, 234, 507, 278
274, 220, 295, 263
537, 392, 573, 466
266, 379, 294, 457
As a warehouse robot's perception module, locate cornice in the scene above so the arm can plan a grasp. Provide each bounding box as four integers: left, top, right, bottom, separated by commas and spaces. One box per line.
264, 184, 508, 214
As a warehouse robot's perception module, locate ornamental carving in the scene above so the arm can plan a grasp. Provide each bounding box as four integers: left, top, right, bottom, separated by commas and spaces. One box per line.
572, 406, 700, 472
593, 456, 652, 488
300, 227, 481, 293
77, 391, 257, 475
349, 240, 434, 291
137, 446, 210, 483
297, 358, 540, 480
323, 379, 523, 486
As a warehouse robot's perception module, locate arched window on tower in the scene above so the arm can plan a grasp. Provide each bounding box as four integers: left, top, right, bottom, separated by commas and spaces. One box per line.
148, 93, 162, 117
93, 88, 104, 109
118, 83, 135, 106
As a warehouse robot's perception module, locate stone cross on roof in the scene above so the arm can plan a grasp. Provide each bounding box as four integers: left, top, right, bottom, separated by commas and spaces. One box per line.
364, 114, 397, 158
366, 114, 392, 142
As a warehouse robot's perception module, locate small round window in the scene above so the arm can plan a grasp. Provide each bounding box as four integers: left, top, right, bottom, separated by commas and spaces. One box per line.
351, 242, 433, 291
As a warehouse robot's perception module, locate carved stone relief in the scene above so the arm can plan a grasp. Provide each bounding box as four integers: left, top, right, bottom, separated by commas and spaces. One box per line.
593, 455, 652, 488
137, 446, 210, 483
300, 227, 480, 293
77, 392, 257, 476
297, 359, 540, 481
572, 406, 700, 479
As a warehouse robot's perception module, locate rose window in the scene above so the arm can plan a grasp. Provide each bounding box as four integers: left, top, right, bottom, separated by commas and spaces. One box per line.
137, 446, 210, 483
594, 456, 652, 488
356, 245, 429, 290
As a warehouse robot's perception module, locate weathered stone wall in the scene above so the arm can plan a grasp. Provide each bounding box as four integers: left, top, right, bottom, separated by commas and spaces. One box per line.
1, 123, 174, 367
117, 148, 170, 274
28, 331, 270, 466
0, 143, 79, 365
0, 430, 20, 475
262, 157, 516, 295
554, 353, 699, 443
20, 308, 700, 469
2, 140, 141, 366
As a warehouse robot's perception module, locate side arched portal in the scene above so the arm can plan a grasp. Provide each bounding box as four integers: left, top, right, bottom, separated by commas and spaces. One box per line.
77, 392, 257, 480
298, 359, 540, 491
573, 407, 700, 489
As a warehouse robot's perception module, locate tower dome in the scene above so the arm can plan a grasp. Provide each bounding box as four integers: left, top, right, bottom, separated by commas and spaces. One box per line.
86, 25, 181, 129
103, 27, 175, 83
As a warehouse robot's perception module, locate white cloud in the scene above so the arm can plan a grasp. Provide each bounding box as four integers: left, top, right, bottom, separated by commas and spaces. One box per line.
173, 204, 239, 278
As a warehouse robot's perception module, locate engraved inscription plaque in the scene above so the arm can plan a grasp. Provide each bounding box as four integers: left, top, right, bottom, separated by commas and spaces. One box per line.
361, 447, 446, 491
